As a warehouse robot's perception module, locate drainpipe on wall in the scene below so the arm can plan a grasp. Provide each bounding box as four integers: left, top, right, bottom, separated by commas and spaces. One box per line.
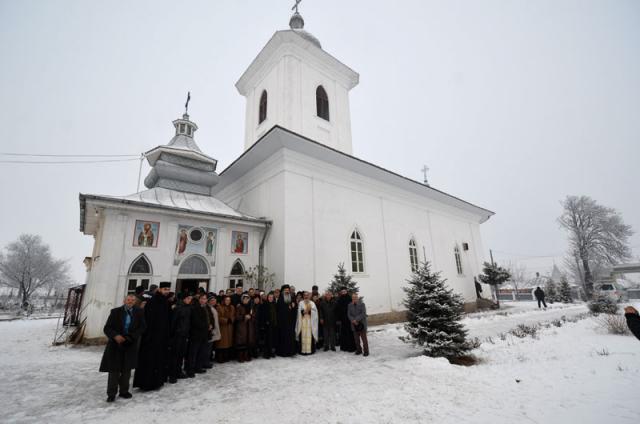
258, 220, 272, 291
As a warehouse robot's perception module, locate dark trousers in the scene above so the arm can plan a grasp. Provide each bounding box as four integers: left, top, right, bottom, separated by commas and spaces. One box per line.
168, 336, 188, 379
537, 299, 547, 308
186, 340, 208, 373
107, 369, 131, 397
323, 323, 336, 349
353, 330, 369, 354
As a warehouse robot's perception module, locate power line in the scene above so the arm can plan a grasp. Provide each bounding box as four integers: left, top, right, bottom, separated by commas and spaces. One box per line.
0, 152, 139, 158
0, 158, 141, 164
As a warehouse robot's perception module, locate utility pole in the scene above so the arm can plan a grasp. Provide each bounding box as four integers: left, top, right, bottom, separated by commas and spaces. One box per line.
136, 153, 144, 193
489, 249, 495, 266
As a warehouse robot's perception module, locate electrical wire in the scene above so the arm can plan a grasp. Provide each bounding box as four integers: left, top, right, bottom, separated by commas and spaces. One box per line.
0, 158, 141, 164
0, 152, 139, 158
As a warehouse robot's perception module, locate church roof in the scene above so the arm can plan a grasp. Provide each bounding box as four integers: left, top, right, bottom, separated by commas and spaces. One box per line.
212, 126, 495, 223
79, 187, 268, 234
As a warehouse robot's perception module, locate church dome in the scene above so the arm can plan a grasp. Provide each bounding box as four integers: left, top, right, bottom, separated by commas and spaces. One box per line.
289, 11, 321, 49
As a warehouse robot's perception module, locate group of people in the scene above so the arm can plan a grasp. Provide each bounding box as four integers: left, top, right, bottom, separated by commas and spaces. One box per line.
99, 282, 369, 402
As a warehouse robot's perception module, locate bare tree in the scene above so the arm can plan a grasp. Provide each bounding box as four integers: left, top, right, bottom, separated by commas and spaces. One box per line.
506, 261, 527, 300
558, 195, 633, 296
0, 234, 72, 310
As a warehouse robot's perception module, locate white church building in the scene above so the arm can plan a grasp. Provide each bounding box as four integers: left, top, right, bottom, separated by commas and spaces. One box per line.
78, 10, 493, 341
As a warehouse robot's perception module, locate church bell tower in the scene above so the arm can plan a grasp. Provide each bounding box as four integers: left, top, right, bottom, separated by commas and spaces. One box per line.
236, 6, 359, 155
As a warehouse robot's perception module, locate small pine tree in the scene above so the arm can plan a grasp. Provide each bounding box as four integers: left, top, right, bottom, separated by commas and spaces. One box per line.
478, 262, 511, 307
545, 279, 559, 303
327, 263, 359, 294
558, 277, 573, 303
402, 261, 471, 358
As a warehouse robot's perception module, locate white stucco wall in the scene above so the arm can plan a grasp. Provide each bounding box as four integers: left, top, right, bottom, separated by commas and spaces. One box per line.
81, 207, 264, 339
216, 148, 488, 316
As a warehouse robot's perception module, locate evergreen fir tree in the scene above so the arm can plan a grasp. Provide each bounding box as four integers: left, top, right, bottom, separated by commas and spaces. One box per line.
558, 276, 573, 303
545, 279, 558, 303
402, 261, 471, 358
327, 263, 359, 294
478, 262, 511, 307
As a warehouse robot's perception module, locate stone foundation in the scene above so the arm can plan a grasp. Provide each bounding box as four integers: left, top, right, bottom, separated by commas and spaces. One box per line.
367, 310, 407, 326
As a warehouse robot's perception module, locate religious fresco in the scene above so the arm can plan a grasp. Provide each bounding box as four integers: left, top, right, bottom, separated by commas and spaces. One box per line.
231, 231, 248, 254
174, 225, 217, 266
133, 220, 159, 248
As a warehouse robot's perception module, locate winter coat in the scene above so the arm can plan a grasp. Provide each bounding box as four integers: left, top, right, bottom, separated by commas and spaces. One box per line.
234, 303, 257, 348
215, 304, 235, 349
534, 288, 545, 300
347, 301, 368, 332
170, 303, 191, 339
208, 305, 221, 342
99, 306, 146, 372
318, 298, 337, 326
190, 304, 210, 343
625, 312, 640, 341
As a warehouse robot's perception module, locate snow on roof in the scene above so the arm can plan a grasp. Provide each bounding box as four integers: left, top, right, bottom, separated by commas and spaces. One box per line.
79, 187, 268, 233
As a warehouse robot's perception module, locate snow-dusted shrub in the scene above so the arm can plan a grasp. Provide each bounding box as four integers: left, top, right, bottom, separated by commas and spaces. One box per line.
511, 323, 538, 338
551, 319, 563, 328
588, 295, 618, 315
596, 314, 630, 335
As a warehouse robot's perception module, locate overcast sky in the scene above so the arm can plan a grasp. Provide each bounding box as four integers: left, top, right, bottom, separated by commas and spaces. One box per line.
1, 0, 638, 284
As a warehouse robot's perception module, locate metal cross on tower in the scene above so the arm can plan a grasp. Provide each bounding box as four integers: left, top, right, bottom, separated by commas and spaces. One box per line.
421, 164, 430, 186
292, 0, 302, 13
184, 91, 191, 114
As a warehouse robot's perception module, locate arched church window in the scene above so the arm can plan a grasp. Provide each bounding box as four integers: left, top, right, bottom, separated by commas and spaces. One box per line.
229, 260, 245, 289
409, 239, 419, 273
129, 255, 151, 274
178, 255, 209, 275
454, 246, 463, 275
258, 90, 268, 124
316, 85, 330, 121
127, 255, 152, 294
350, 229, 364, 273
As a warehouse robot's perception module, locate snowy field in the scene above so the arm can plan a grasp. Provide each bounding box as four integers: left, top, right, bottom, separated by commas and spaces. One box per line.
0, 302, 638, 424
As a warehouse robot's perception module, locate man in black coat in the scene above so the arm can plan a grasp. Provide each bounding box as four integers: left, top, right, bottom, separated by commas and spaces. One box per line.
167, 293, 192, 383
318, 291, 337, 351
624, 306, 640, 341
99, 294, 146, 402
133, 281, 171, 391
534, 286, 547, 309
337, 288, 357, 352
276, 284, 297, 357
186, 294, 211, 377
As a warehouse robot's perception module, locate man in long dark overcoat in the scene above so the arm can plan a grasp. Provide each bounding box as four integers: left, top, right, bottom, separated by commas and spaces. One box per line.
100, 294, 146, 402
276, 284, 297, 357
133, 281, 171, 391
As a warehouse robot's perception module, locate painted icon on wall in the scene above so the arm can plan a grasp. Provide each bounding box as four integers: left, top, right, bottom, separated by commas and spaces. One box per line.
133, 220, 159, 248
205, 231, 216, 256
174, 225, 217, 266
231, 231, 248, 254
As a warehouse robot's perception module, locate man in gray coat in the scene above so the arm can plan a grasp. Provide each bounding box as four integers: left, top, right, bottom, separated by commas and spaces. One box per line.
347, 293, 369, 357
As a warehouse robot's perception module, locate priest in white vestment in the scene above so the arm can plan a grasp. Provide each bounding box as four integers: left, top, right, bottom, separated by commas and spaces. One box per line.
295, 292, 319, 355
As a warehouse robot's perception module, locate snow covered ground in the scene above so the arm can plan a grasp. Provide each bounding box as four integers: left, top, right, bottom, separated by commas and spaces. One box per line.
0, 302, 638, 424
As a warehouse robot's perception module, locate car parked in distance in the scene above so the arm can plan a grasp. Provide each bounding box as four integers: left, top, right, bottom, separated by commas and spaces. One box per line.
594, 281, 627, 302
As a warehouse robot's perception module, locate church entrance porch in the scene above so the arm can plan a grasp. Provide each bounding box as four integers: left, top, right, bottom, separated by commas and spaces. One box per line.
176, 279, 210, 295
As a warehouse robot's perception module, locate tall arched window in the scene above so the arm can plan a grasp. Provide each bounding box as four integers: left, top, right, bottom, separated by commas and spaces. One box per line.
229, 260, 245, 289
316, 85, 329, 121
454, 245, 463, 275
178, 255, 209, 275
127, 255, 152, 294
258, 90, 268, 124
409, 239, 419, 273
350, 229, 364, 273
